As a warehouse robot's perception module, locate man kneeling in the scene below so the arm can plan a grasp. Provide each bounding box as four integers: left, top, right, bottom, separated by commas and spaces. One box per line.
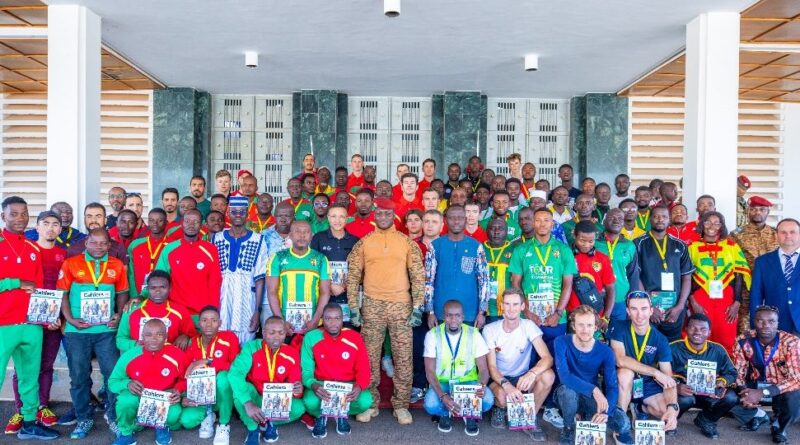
229, 316, 305, 444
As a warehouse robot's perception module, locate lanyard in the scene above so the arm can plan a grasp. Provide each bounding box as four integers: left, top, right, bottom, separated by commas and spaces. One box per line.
58, 227, 73, 247
752, 336, 780, 370
534, 243, 552, 267
139, 300, 170, 319
630, 323, 652, 363
147, 236, 167, 271
445, 330, 463, 380
256, 215, 275, 231
198, 336, 219, 361
637, 210, 650, 230
264, 346, 280, 381
86, 259, 108, 289
703, 242, 720, 275
650, 234, 668, 270
605, 235, 620, 261
291, 199, 304, 213
486, 242, 510, 264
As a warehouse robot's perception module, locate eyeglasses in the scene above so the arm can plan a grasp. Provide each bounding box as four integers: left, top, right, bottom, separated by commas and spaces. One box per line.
109, 193, 126, 199
626, 290, 651, 301
126, 192, 142, 198
313, 202, 329, 208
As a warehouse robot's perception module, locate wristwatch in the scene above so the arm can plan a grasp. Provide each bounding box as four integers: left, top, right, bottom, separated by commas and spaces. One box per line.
666, 403, 679, 412
499, 378, 510, 386
762, 388, 771, 398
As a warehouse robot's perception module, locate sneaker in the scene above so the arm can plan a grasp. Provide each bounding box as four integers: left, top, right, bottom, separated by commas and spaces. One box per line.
37, 407, 57, 427
336, 418, 351, 435
70, 419, 94, 439
213, 424, 230, 445
409, 387, 425, 404
694, 414, 719, 439
381, 356, 395, 378
199, 410, 216, 439
526, 422, 547, 442
244, 430, 260, 445
490, 407, 506, 429
108, 420, 120, 438
312, 417, 327, 439
614, 431, 635, 445
437, 414, 452, 433
300, 413, 316, 431
772, 426, 789, 444
740, 414, 771, 431
57, 409, 77, 426
5, 413, 23, 435
112, 434, 137, 445
17, 421, 59, 440
543, 407, 565, 429
560, 428, 576, 445
155, 427, 172, 445
465, 418, 480, 436
355, 408, 377, 423
393, 408, 413, 425
262, 421, 278, 443
630, 402, 649, 421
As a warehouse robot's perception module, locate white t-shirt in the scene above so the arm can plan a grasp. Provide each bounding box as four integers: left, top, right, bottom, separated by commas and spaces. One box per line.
423, 328, 489, 360
482, 319, 543, 378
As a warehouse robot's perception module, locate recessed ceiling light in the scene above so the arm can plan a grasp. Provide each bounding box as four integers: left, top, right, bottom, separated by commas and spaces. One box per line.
525, 54, 539, 72
245, 51, 258, 69
385, 0, 400, 17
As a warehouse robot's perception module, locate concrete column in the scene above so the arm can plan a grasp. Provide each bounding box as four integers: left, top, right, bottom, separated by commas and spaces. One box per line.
683, 12, 740, 223
782, 103, 800, 220
47, 5, 101, 214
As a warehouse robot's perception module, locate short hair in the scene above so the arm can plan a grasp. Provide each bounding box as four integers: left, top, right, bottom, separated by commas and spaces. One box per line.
190, 175, 206, 186
615, 174, 630, 181
536, 179, 550, 187
351, 153, 363, 161
422, 188, 440, 198
755, 305, 779, 318
506, 177, 522, 187
534, 208, 553, 219
207, 210, 224, 220
444, 204, 465, 217
2, 196, 27, 210
84, 202, 107, 216
581, 177, 596, 185
117, 209, 137, 221
558, 164, 573, 172
87, 227, 111, 242
687, 313, 711, 329
323, 302, 343, 315
634, 185, 651, 194
648, 179, 664, 189
568, 304, 599, 326
355, 188, 374, 199
423, 209, 443, 220
422, 158, 436, 167
210, 193, 227, 202
491, 190, 510, 201
199, 305, 220, 317
327, 203, 349, 214
448, 162, 460, 170
595, 182, 611, 191
312, 193, 330, 203
574, 220, 598, 235
301, 173, 316, 183
507, 153, 522, 162
215, 169, 231, 179
618, 198, 636, 208
180, 195, 196, 203
777, 218, 800, 231
400, 172, 419, 183
501, 287, 524, 303
303, 153, 314, 160
697, 194, 716, 205
335, 166, 348, 174
475, 182, 491, 193
405, 209, 424, 222
161, 187, 179, 199
149, 208, 167, 218
146, 269, 171, 286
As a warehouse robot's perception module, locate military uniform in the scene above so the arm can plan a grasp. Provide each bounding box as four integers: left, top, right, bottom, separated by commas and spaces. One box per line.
731, 222, 778, 333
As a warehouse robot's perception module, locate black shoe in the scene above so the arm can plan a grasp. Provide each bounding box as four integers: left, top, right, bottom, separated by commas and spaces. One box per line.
336, 418, 351, 435
740, 414, 771, 432
560, 428, 576, 445
311, 417, 327, 439
665, 428, 678, 437
465, 418, 479, 436
437, 415, 452, 433
772, 426, 788, 444
18, 421, 59, 440
694, 415, 719, 439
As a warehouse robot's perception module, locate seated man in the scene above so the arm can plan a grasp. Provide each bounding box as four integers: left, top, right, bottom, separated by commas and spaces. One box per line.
734, 305, 800, 444
116, 270, 195, 353
423, 300, 494, 437
301, 303, 372, 438
229, 316, 306, 445
483, 288, 555, 440
608, 291, 678, 433
670, 313, 738, 439
109, 319, 187, 445
554, 305, 633, 445
179, 306, 241, 445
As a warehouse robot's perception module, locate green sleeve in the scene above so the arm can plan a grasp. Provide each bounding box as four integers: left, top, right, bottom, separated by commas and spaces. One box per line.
508, 247, 523, 276
115, 309, 136, 353
126, 238, 147, 298
154, 240, 181, 273
301, 330, 322, 389
267, 251, 282, 278
562, 244, 578, 275
319, 255, 330, 281
0, 278, 21, 293
108, 346, 142, 394
229, 340, 261, 405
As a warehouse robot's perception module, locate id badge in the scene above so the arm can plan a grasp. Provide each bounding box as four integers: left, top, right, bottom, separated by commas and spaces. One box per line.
488, 281, 498, 300
339, 303, 351, 323
709, 280, 724, 299
660, 272, 674, 292
632, 378, 644, 399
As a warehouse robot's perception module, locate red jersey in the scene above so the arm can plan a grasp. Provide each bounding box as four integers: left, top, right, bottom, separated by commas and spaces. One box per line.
303, 328, 371, 390
345, 213, 376, 238
108, 227, 136, 251
392, 183, 403, 201
39, 244, 67, 290
668, 222, 701, 245
125, 300, 196, 345
393, 196, 423, 219
567, 250, 616, 313
185, 331, 241, 372
123, 345, 189, 392
0, 229, 43, 325
247, 343, 301, 394
346, 173, 365, 192
155, 239, 222, 315
465, 226, 488, 244
127, 235, 170, 296
417, 178, 433, 200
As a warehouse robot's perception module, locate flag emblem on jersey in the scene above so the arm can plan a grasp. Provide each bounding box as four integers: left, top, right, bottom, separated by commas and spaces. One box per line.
310, 258, 318, 266
108, 269, 116, 278
554, 251, 560, 258
592, 262, 601, 272
197, 262, 205, 270
161, 368, 170, 376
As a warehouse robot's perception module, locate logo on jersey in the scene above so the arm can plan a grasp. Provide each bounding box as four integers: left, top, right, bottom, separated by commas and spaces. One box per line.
214, 350, 223, 358
592, 261, 601, 272
77, 270, 86, 278
310, 258, 318, 266
58, 270, 64, 279
277, 366, 285, 374
341, 351, 350, 360
553, 250, 560, 258
30, 253, 36, 261
197, 262, 205, 270
108, 269, 117, 278
161, 368, 170, 376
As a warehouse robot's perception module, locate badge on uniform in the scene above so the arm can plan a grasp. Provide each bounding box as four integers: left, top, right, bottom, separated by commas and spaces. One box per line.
632, 377, 644, 399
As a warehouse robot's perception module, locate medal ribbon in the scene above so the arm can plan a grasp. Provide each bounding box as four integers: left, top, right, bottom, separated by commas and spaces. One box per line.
86, 259, 108, 289
265, 346, 280, 381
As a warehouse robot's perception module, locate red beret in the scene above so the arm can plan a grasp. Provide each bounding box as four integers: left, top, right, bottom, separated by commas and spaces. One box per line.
738, 175, 751, 189
237, 169, 253, 179
374, 198, 396, 210
748, 196, 772, 207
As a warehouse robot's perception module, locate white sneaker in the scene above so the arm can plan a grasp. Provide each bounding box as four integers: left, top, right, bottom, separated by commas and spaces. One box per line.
543, 407, 564, 429
381, 356, 395, 378
199, 410, 215, 439
213, 424, 230, 445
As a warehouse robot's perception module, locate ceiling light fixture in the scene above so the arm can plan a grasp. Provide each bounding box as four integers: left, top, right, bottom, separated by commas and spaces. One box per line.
245, 51, 258, 68
525, 54, 539, 72
385, 0, 400, 17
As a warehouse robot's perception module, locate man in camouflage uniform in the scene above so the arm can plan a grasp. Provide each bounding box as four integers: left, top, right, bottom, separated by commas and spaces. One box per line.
736, 175, 751, 229
346, 198, 425, 426
731, 195, 778, 333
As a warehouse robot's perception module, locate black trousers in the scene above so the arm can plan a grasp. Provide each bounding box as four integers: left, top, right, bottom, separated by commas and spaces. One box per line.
773, 389, 800, 432
677, 390, 738, 422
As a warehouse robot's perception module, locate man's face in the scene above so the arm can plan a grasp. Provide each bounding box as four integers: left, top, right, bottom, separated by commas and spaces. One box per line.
287, 179, 302, 199
522, 163, 536, 181
431, 181, 445, 197
335, 170, 348, 187
464, 205, 480, 226
777, 221, 800, 251
335, 192, 351, 208
581, 181, 596, 196
574, 231, 596, 253
423, 161, 435, 178
487, 219, 507, 245
396, 165, 410, 181
604, 209, 624, 234
595, 186, 610, 205
190, 179, 206, 199
199, 310, 221, 340
182, 212, 202, 237
574, 196, 594, 217
318, 168, 331, 186
552, 188, 568, 206
211, 197, 227, 213
312, 196, 329, 218
423, 214, 442, 237
445, 207, 466, 234
84, 207, 106, 231
290, 222, 312, 250
670, 205, 688, 226
450, 190, 468, 207
147, 211, 167, 235
447, 165, 460, 181
405, 214, 422, 235
275, 205, 294, 233
364, 166, 377, 183
374, 208, 395, 230
661, 185, 677, 202
302, 176, 316, 195
228, 205, 248, 227
257, 194, 274, 215
125, 196, 143, 218
501, 294, 523, 320
506, 182, 521, 202
468, 158, 481, 175
634, 189, 652, 209
355, 194, 373, 216
626, 297, 653, 327
323, 308, 344, 336
117, 212, 137, 238
37, 217, 61, 242
492, 195, 509, 216
240, 177, 257, 197
531, 197, 546, 210
216, 175, 231, 194
52, 203, 73, 227
518, 209, 534, 235
443, 304, 464, 332
179, 198, 196, 216
351, 156, 364, 173
147, 276, 170, 304
572, 312, 597, 343
401, 177, 418, 196
375, 182, 392, 198
263, 320, 287, 350
615, 176, 630, 194
459, 181, 473, 196
108, 188, 126, 212
206, 213, 225, 233
651, 207, 670, 232
535, 181, 550, 193
748, 205, 769, 225
508, 158, 521, 175
620, 202, 637, 222
696, 197, 716, 217
755, 310, 779, 343
85, 233, 110, 259
534, 211, 554, 237
491, 176, 506, 193
686, 320, 710, 346
162, 193, 178, 213
141, 322, 166, 353
422, 191, 439, 211
558, 166, 573, 182
327, 207, 347, 231
303, 155, 315, 172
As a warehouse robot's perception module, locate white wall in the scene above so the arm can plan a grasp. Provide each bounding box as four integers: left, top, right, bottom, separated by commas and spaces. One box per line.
783, 103, 800, 220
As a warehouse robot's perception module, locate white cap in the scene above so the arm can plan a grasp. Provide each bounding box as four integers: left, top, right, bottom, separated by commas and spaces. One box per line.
531, 190, 547, 200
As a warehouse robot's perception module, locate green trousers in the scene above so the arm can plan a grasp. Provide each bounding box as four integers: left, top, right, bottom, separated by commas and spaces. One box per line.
179, 371, 235, 427
233, 383, 306, 431
117, 390, 182, 436
303, 387, 373, 418
0, 324, 43, 421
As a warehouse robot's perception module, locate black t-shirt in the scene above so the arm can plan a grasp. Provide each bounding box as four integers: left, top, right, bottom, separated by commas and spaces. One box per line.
310, 229, 359, 300
633, 233, 694, 293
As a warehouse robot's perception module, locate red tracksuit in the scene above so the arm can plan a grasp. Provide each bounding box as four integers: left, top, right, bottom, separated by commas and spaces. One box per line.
124, 345, 189, 392
306, 328, 371, 390
185, 331, 241, 372
156, 239, 222, 315
248, 344, 301, 394
127, 300, 197, 344
0, 229, 43, 325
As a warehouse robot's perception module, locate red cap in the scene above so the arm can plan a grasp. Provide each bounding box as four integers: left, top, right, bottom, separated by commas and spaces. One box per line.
738, 175, 751, 189
748, 196, 772, 207
374, 198, 396, 210
237, 169, 253, 179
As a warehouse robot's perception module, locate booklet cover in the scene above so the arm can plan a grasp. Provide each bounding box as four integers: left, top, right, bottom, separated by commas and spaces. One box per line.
687, 359, 717, 396
26, 289, 63, 325
635, 420, 665, 445
507, 393, 536, 430
261, 383, 293, 420
320, 381, 352, 419
79, 290, 112, 325
527, 292, 554, 320
136, 388, 171, 428
187, 367, 216, 405
329, 261, 347, 286
576, 421, 606, 445
452, 384, 482, 419
285, 301, 312, 332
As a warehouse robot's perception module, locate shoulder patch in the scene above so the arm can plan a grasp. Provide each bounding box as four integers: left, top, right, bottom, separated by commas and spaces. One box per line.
278, 352, 296, 364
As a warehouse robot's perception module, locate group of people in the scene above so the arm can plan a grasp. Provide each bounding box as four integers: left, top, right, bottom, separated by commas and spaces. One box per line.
1, 151, 799, 445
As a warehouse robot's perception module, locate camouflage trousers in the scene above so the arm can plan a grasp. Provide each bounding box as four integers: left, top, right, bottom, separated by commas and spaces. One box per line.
361, 295, 412, 410
738, 289, 752, 335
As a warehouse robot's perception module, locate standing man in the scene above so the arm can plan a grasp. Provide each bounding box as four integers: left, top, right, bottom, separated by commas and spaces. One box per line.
507, 152, 523, 180
247, 192, 275, 234
67, 203, 128, 261
25, 202, 84, 248
107, 187, 127, 230
156, 210, 222, 322
620, 199, 647, 241
391, 163, 411, 200
737, 175, 751, 229
162, 187, 180, 227
479, 190, 521, 241
609, 174, 632, 208
425, 205, 489, 327
296, 153, 317, 181
595, 208, 640, 323
259, 202, 294, 322
127, 208, 168, 298
521, 162, 537, 201
0, 197, 60, 440
659, 182, 680, 212
634, 186, 653, 232
310, 193, 331, 235
394, 173, 423, 219
418, 159, 437, 197
190, 175, 211, 219
633, 206, 694, 341
311, 204, 359, 325
555, 164, 581, 204
215, 169, 232, 197
345, 189, 375, 238
464, 202, 488, 243
214, 196, 269, 344
668, 203, 696, 244
547, 186, 575, 224
443, 163, 461, 200
483, 218, 515, 322
283, 178, 313, 222
346, 198, 425, 425
347, 154, 366, 191
562, 193, 604, 246
124, 193, 148, 237
109, 210, 138, 257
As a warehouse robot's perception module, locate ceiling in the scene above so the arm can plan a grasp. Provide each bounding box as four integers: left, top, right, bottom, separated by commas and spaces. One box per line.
48, 0, 754, 97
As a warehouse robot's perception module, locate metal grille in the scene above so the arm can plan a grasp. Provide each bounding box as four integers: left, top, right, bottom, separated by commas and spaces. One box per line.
259, 163, 285, 196
256, 132, 286, 162
537, 102, 560, 132
497, 101, 517, 132
401, 101, 420, 131
534, 134, 561, 187
260, 99, 285, 129
223, 98, 244, 129
359, 133, 379, 163
221, 131, 245, 160
360, 100, 379, 130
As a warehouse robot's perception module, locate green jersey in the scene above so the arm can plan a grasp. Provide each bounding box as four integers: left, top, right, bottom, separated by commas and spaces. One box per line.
562, 218, 605, 247
479, 213, 521, 242
594, 233, 637, 304
508, 237, 576, 324
310, 217, 330, 235
482, 241, 516, 317
267, 248, 330, 326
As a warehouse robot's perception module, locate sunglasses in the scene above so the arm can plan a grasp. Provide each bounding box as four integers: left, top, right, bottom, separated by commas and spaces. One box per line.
313, 202, 329, 208
626, 290, 651, 301
126, 192, 142, 198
